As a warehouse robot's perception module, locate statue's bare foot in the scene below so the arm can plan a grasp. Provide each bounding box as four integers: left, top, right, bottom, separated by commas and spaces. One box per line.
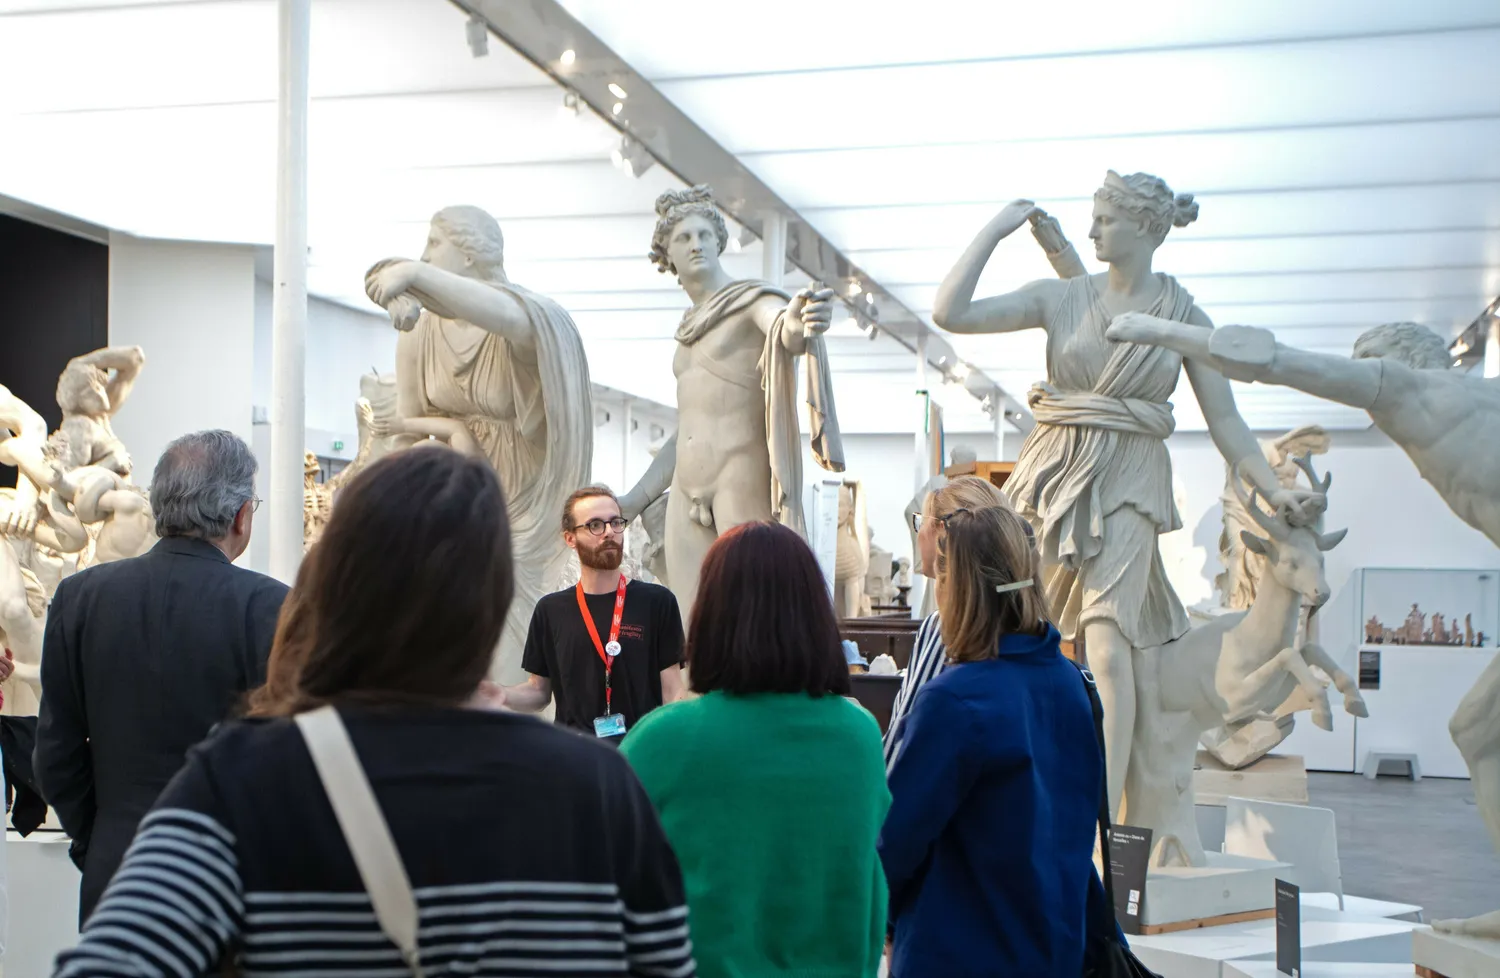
1106, 311, 1175, 345
1433, 909, 1500, 939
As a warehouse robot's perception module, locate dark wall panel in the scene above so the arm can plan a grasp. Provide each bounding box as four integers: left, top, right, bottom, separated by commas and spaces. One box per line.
0, 213, 109, 484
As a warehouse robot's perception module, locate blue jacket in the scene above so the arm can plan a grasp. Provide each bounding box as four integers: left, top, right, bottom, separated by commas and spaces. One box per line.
879, 623, 1113, 977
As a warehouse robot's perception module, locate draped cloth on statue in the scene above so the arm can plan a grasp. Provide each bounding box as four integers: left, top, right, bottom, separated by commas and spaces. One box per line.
1006, 274, 1192, 649
410, 283, 592, 684
675, 280, 844, 536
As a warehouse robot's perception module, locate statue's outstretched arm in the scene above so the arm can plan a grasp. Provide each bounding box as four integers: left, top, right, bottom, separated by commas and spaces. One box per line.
934, 200, 1067, 335
368, 260, 537, 351
78, 346, 146, 413
1107, 315, 1383, 410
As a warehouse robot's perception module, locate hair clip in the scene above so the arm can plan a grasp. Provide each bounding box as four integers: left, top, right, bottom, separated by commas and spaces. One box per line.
994, 579, 1034, 594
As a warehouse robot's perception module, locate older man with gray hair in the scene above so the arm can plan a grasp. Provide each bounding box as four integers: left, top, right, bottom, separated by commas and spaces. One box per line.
35, 430, 288, 925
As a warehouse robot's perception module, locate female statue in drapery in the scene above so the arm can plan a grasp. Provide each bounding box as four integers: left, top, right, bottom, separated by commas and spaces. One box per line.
365, 206, 592, 684
932, 171, 1320, 820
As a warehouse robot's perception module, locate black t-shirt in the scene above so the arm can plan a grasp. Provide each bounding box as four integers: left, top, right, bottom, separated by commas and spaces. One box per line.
522, 579, 684, 738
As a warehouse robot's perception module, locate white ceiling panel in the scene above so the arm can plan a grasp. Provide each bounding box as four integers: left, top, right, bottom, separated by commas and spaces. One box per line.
558, 0, 1500, 78
655, 31, 1500, 154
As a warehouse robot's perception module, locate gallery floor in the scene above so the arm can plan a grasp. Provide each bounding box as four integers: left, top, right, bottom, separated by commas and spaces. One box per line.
1309, 772, 1499, 921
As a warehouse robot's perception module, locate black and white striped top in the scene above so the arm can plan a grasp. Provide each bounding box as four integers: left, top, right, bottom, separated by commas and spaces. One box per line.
881, 613, 946, 770
54, 706, 695, 978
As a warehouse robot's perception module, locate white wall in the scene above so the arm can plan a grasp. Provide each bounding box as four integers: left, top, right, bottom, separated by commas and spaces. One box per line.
252, 280, 396, 460
108, 234, 256, 478
589, 394, 675, 494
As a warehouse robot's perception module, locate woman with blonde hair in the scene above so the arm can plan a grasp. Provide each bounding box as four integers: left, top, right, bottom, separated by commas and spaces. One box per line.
879, 504, 1114, 976
881, 474, 1010, 768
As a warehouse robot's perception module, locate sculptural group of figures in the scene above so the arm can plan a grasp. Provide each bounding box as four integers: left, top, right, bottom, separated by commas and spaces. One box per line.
5, 170, 1498, 934
0, 346, 156, 715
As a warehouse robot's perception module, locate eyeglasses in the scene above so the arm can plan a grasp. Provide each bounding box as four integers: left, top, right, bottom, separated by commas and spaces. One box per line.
574, 517, 628, 537
909, 508, 971, 534
250, 497, 262, 513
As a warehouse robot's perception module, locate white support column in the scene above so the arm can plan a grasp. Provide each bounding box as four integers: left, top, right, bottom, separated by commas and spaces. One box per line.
269, 0, 310, 584
761, 212, 787, 289
993, 392, 1004, 461
620, 397, 633, 490
1487, 316, 1500, 379
914, 331, 929, 494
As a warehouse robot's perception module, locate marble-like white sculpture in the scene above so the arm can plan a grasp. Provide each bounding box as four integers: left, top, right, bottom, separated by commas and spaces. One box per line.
834, 481, 870, 618
0, 386, 53, 715
933, 172, 1322, 818
51, 345, 144, 478
618, 187, 844, 615
1201, 425, 1333, 768
1132, 457, 1365, 866
1105, 315, 1500, 927
864, 537, 896, 611
365, 206, 593, 684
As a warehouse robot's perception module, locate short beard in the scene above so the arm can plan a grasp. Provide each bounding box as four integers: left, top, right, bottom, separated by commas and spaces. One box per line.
578, 540, 623, 571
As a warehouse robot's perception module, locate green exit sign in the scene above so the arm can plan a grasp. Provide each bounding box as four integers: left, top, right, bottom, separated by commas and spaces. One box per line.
332, 440, 345, 452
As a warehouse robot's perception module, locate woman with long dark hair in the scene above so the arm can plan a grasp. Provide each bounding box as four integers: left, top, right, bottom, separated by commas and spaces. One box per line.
621, 522, 888, 978
880, 504, 1113, 977
54, 448, 695, 978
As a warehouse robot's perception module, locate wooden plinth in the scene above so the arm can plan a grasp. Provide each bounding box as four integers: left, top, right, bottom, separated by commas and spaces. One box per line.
1138, 907, 1275, 936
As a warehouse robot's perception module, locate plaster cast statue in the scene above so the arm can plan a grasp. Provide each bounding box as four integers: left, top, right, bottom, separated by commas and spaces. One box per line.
864, 537, 896, 611
1131, 457, 1364, 866
0, 385, 57, 714
834, 481, 870, 618
1200, 425, 1333, 768
45, 463, 154, 567
1218, 426, 1331, 610
304, 397, 389, 551
1105, 317, 1499, 548
933, 171, 1321, 818
51, 345, 145, 478
617, 186, 844, 615
365, 206, 593, 683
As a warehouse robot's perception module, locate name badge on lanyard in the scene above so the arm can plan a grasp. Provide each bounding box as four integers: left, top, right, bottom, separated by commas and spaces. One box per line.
577, 575, 628, 737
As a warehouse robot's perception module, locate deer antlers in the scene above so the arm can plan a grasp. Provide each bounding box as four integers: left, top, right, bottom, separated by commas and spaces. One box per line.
1231, 461, 1289, 541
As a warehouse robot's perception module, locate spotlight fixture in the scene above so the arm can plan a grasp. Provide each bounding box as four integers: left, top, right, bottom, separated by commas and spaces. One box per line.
560, 48, 576, 66
608, 82, 628, 99
611, 136, 656, 178
848, 281, 863, 297
864, 292, 875, 306
952, 362, 971, 381
561, 90, 580, 116
612, 101, 624, 116
465, 13, 488, 58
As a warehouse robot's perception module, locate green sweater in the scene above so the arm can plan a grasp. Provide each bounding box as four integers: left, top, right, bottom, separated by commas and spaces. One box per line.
621, 691, 890, 978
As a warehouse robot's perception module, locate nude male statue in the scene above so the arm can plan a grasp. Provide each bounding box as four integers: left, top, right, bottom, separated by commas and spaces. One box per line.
618, 186, 843, 616
51, 345, 145, 478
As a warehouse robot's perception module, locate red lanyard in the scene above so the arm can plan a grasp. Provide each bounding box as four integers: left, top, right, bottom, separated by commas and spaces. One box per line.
576, 575, 628, 714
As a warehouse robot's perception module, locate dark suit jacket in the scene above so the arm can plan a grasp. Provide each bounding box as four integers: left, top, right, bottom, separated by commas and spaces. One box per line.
34, 536, 289, 923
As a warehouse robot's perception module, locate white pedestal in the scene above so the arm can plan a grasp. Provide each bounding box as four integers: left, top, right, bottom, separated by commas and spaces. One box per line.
1144, 852, 1287, 927
1354, 646, 1497, 779
1193, 752, 1309, 807
1225, 962, 1413, 977
1132, 905, 1420, 978
1412, 926, 1500, 978
6, 830, 81, 977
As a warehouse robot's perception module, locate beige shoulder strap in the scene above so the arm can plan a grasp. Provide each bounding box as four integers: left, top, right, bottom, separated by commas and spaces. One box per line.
295, 705, 424, 978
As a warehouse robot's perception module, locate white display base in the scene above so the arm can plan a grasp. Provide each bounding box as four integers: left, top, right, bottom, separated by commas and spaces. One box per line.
1144, 852, 1288, 927
1412, 926, 1500, 978
1225, 962, 1412, 978
1193, 751, 1309, 807
1131, 904, 1420, 978
6, 830, 81, 977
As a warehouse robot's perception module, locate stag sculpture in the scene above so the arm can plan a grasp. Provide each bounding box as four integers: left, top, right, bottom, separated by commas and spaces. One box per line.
1124, 456, 1367, 866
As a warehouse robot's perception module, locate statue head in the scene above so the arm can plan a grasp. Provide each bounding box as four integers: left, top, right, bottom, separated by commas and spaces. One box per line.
425, 206, 505, 279
57, 360, 111, 415
949, 445, 978, 466
1352, 322, 1452, 371
304, 451, 320, 477
1090, 170, 1199, 264
650, 185, 729, 279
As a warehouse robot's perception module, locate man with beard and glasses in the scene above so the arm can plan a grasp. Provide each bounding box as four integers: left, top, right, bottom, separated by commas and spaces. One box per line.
504, 487, 685, 742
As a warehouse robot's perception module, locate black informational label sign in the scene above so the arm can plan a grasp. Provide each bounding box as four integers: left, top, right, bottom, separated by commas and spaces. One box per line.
1107, 824, 1153, 935
1275, 878, 1301, 977
1359, 649, 1380, 690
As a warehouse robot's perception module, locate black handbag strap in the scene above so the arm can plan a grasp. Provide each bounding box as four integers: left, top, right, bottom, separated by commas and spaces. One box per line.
1072, 660, 1122, 938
